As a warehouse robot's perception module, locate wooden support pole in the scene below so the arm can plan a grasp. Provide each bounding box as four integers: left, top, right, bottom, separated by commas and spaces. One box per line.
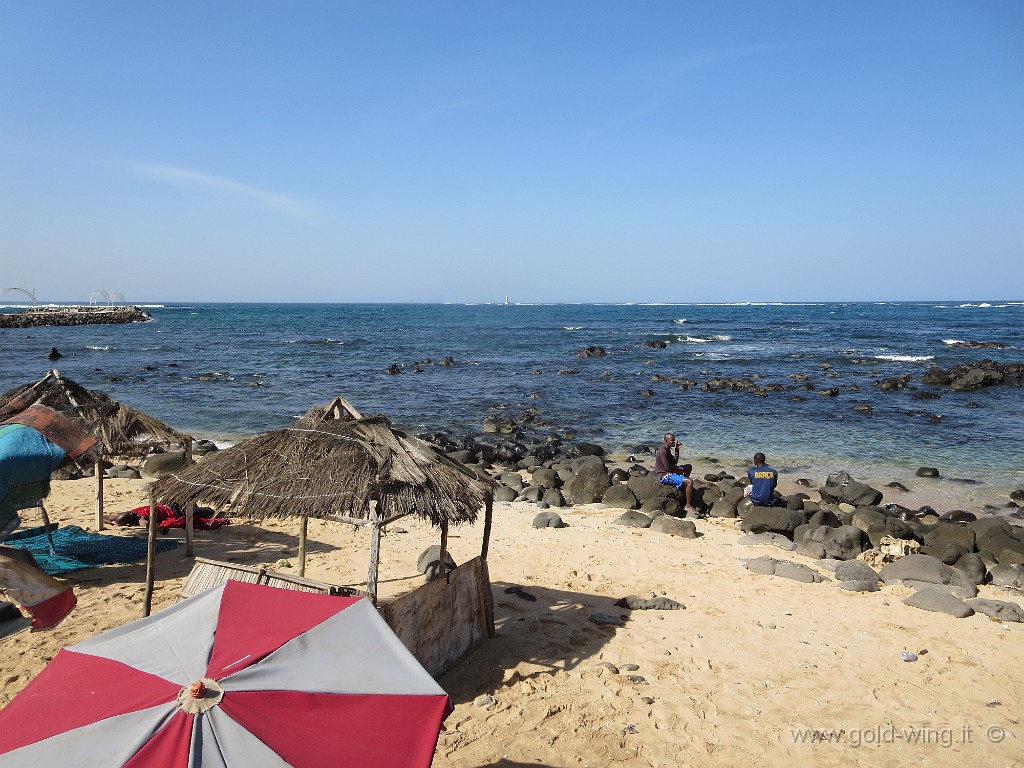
184, 437, 193, 463
95, 461, 104, 531
481, 492, 494, 561
367, 504, 381, 606
438, 520, 449, 579
185, 503, 195, 557
142, 488, 158, 617
298, 515, 308, 576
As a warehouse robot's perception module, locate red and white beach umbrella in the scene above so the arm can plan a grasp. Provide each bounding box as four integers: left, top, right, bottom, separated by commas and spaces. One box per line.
0, 581, 452, 767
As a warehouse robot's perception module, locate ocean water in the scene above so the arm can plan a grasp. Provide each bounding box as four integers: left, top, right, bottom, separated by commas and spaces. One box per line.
1, 301, 1022, 508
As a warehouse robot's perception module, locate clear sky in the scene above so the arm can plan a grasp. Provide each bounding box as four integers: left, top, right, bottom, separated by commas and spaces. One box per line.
1, 1, 1021, 304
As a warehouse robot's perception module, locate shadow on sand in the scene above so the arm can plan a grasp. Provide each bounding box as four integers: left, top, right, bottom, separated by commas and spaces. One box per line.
440, 579, 632, 706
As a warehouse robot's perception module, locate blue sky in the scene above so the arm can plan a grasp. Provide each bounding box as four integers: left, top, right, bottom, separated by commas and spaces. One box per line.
1, 1, 1021, 304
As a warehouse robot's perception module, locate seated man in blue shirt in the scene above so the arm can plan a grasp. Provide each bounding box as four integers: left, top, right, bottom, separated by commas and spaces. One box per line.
654, 432, 698, 515
746, 452, 779, 507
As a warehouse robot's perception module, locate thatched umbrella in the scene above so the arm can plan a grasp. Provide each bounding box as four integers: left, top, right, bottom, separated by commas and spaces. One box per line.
0, 369, 192, 528
151, 397, 495, 603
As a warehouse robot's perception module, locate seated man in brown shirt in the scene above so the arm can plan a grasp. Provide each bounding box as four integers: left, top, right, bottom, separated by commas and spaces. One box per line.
654, 432, 698, 515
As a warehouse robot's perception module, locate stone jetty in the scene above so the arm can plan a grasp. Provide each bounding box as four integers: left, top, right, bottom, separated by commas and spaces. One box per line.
0, 305, 150, 328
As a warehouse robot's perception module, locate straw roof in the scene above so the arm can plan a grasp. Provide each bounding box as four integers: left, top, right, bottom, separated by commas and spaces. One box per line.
0, 369, 189, 455
151, 400, 494, 528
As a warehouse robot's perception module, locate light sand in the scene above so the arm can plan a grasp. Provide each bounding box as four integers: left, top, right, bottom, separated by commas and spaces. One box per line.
2, 476, 1022, 767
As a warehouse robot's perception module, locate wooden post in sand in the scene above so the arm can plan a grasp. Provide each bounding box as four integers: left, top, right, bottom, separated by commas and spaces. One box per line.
438, 520, 449, 579
481, 492, 494, 561
184, 503, 194, 557
298, 515, 308, 576
95, 460, 104, 531
142, 489, 159, 617
367, 504, 381, 606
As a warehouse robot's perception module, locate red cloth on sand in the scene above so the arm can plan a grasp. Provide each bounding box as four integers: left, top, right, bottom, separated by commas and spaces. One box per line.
132, 505, 230, 531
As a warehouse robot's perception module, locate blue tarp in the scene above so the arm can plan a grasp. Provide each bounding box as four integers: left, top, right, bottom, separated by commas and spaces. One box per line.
3, 524, 182, 575
0, 423, 67, 529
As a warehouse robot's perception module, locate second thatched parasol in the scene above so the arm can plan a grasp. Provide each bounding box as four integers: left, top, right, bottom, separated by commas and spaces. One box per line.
151, 396, 495, 603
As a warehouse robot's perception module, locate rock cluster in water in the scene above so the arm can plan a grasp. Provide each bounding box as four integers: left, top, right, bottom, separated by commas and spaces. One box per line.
0, 306, 150, 328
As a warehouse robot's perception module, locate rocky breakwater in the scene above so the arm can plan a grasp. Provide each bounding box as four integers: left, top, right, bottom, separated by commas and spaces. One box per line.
0, 305, 150, 328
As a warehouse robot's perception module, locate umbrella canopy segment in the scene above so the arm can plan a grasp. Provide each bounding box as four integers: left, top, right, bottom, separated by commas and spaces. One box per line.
0, 370, 188, 456
0, 581, 452, 767
151, 410, 493, 529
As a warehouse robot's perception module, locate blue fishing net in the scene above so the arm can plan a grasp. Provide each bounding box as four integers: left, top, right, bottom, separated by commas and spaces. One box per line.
3, 524, 181, 575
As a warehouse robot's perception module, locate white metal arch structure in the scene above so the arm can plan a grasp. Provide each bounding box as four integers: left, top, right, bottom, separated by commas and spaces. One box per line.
0, 288, 37, 304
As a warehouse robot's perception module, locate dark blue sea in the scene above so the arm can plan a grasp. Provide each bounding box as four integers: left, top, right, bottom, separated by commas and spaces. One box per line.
2, 301, 1022, 508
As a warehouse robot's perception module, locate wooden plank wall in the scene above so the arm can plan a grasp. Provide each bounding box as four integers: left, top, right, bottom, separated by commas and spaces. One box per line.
379, 556, 492, 679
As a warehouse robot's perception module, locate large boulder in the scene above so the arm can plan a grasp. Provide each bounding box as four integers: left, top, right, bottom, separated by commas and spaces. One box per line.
965, 598, 1024, 623
499, 471, 525, 491
417, 545, 457, 580
835, 560, 879, 582
628, 473, 676, 503
614, 511, 652, 529
740, 507, 805, 537
141, 452, 193, 479
953, 552, 987, 585
903, 589, 975, 618
709, 498, 739, 518
975, 528, 1024, 565
879, 553, 977, 596
923, 541, 969, 566
924, 524, 976, 553
542, 488, 567, 507
794, 525, 868, 561
532, 511, 567, 529
717, 482, 745, 505
818, 480, 883, 507
745, 557, 828, 583
988, 564, 1023, 588
569, 455, 608, 475
602, 483, 639, 509
849, 507, 917, 547
566, 465, 612, 504
640, 496, 682, 517
494, 486, 518, 502
530, 467, 560, 489
650, 516, 697, 538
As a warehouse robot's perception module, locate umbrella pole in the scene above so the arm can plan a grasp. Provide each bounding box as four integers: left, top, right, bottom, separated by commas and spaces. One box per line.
298, 515, 308, 576
142, 488, 158, 617
95, 460, 104, 531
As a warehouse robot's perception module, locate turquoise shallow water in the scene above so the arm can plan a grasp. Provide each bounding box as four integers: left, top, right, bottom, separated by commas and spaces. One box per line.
2, 301, 1022, 507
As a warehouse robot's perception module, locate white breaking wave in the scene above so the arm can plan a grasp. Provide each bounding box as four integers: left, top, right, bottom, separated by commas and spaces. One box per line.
875, 354, 934, 362
86, 345, 112, 351
957, 302, 993, 308
673, 318, 687, 324
941, 339, 964, 346
678, 334, 732, 343
561, 326, 582, 331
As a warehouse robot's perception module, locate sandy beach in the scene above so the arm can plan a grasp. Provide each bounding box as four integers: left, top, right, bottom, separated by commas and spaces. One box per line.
2, 469, 1022, 767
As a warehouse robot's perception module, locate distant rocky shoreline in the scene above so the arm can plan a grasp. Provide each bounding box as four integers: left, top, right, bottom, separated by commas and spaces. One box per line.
0, 306, 150, 328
